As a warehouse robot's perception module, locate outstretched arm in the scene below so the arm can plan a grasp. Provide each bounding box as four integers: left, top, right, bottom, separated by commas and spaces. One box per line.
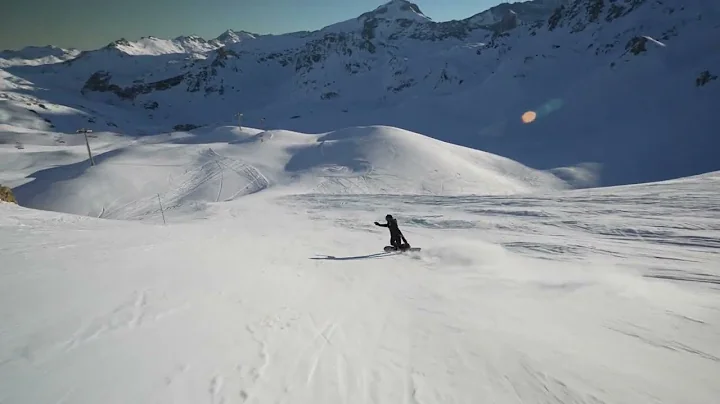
374, 222, 388, 227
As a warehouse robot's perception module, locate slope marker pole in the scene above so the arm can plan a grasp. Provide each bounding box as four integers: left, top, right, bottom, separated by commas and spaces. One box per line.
157, 194, 166, 225
77, 128, 95, 166
235, 112, 243, 130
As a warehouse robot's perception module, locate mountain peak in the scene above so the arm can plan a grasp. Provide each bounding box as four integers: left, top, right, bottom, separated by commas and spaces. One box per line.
359, 0, 430, 22
215, 29, 257, 44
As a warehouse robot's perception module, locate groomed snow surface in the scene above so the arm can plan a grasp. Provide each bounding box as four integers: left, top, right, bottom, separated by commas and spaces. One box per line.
1, 125, 720, 404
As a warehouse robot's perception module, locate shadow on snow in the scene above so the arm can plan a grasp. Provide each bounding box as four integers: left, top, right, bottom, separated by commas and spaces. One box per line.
310, 252, 395, 261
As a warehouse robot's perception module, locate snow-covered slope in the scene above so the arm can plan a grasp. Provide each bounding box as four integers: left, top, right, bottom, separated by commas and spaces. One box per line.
1, 162, 719, 403
468, 0, 567, 26
6, 125, 568, 220
1, 0, 719, 187
107, 36, 220, 57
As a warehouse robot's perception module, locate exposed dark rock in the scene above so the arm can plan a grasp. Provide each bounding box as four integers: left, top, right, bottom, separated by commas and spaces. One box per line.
173, 123, 202, 131
321, 91, 339, 100
696, 70, 717, 87
81, 71, 186, 100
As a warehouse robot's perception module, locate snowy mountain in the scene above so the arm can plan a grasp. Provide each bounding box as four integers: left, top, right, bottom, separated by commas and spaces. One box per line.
94, 31, 259, 58
0, 45, 81, 67
214, 29, 259, 45
104, 36, 219, 57
1, 0, 719, 186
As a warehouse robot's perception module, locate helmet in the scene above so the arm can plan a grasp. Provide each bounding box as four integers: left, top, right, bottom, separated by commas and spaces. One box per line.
385, 214, 393, 220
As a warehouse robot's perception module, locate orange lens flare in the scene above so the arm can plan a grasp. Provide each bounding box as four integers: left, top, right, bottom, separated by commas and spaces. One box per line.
521, 111, 537, 124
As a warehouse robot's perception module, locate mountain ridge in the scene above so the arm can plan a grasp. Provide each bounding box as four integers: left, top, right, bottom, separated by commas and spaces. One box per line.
1, 0, 565, 55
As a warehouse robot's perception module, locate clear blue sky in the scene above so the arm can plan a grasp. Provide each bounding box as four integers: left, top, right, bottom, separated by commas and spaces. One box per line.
0, 0, 508, 51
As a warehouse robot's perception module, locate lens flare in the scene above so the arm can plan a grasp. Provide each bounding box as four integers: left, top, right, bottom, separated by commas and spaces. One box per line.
521, 111, 537, 124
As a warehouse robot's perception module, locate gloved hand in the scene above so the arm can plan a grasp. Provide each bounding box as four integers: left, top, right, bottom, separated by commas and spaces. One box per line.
374, 222, 380, 225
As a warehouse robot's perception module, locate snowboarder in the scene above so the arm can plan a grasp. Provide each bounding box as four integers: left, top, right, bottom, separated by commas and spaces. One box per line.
375, 214, 409, 250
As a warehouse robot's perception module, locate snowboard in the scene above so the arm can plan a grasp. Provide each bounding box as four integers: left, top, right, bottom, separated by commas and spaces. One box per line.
384, 245, 421, 253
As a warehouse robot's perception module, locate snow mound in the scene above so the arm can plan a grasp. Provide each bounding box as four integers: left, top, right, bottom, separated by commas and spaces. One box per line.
12, 143, 268, 220
274, 125, 568, 194
9, 125, 568, 219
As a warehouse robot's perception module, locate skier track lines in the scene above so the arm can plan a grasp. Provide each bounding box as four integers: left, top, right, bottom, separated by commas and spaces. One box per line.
100, 149, 269, 220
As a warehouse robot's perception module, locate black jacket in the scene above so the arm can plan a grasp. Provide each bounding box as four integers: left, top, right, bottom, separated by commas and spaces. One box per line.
375, 218, 402, 236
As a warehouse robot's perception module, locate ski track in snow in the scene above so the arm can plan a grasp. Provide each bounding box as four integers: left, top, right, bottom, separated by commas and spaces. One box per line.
98, 148, 269, 221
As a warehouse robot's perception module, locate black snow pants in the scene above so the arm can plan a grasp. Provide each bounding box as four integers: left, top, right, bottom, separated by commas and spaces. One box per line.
390, 232, 402, 248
